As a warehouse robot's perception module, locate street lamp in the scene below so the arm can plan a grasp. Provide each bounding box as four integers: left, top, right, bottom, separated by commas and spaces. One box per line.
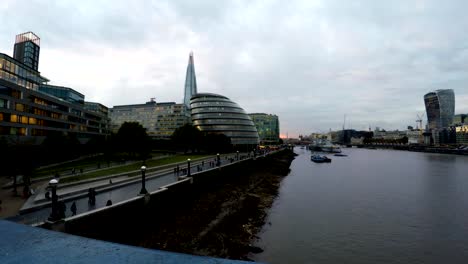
236, 150, 239, 161
48, 178, 60, 222
139, 166, 148, 195
216, 153, 220, 167
187, 158, 191, 177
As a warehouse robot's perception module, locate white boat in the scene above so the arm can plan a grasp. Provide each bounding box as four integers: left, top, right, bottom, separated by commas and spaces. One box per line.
308, 139, 341, 153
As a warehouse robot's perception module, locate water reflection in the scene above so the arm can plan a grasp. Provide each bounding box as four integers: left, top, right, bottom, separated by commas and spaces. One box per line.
253, 148, 468, 264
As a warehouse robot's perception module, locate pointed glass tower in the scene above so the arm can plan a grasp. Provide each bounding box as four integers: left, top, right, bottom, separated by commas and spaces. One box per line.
184, 52, 198, 109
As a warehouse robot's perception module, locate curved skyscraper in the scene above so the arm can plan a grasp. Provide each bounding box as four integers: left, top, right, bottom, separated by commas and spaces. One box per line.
424, 89, 455, 129
190, 93, 260, 146
183, 52, 197, 109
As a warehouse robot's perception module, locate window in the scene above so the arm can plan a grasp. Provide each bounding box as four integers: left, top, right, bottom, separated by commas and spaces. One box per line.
28, 117, 37, 125
0, 98, 7, 108
10, 114, 18, 122
15, 103, 25, 112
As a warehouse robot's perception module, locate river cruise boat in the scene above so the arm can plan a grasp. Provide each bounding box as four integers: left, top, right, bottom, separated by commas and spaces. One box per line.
308, 139, 342, 153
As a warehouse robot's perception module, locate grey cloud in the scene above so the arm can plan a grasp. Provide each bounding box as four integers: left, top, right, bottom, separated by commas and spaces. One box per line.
1, 0, 468, 136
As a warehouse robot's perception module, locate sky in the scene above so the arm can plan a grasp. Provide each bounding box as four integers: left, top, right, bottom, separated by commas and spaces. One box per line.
1, 0, 468, 138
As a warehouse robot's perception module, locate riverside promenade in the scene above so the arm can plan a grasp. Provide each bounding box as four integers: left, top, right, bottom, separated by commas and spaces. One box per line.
7, 151, 268, 226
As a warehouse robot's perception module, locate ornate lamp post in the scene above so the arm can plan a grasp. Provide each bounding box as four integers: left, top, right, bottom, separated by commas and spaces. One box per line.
48, 179, 60, 222
139, 166, 148, 195
187, 158, 191, 177
236, 150, 240, 161
216, 153, 220, 167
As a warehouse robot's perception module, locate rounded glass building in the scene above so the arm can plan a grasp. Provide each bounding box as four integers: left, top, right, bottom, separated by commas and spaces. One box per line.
190, 93, 259, 146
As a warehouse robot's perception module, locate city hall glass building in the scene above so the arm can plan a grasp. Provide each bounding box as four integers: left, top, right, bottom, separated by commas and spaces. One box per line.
424, 89, 455, 129
0, 32, 110, 144
190, 93, 259, 146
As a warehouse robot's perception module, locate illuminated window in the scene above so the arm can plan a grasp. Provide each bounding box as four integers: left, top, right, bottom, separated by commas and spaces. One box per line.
15, 103, 24, 112
10, 114, 18, 122
21, 116, 28, 124
0, 113, 3, 121
29, 117, 37, 125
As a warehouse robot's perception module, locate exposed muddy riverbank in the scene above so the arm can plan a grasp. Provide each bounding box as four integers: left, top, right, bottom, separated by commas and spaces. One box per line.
64, 150, 296, 260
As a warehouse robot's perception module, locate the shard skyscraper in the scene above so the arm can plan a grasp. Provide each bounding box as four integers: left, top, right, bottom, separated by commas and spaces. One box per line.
184, 52, 197, 109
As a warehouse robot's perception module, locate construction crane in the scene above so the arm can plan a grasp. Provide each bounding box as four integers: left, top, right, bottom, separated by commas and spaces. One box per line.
416, 113, 425, 130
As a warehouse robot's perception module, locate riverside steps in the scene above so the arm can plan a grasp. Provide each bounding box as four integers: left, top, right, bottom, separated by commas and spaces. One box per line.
7, 150, 280, 226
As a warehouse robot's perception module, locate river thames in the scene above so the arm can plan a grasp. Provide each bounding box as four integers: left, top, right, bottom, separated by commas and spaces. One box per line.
252, 147, 468, 264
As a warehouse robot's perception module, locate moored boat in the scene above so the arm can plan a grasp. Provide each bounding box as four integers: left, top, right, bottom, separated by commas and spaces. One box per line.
311, 154, 332, 163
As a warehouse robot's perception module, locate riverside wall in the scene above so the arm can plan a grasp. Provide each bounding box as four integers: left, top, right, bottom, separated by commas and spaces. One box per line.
41, 149, 296, 260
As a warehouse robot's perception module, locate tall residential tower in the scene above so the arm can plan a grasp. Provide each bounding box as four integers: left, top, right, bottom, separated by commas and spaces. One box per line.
183, 52, 197, 109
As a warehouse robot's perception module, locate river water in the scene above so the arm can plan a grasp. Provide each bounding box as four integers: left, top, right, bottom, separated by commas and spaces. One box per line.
252, 147, 468, 264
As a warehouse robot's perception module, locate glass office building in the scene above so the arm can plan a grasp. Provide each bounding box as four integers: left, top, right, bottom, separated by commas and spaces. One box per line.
424, 89, 455, 129
183, 52, 197, 109
38, 84, 85, 105
190, 93, 259, 146
0, 32, 110, 144
249, 113, 280, 145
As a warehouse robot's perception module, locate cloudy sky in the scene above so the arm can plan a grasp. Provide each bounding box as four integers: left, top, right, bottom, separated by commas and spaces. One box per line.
1, 0, 467, 137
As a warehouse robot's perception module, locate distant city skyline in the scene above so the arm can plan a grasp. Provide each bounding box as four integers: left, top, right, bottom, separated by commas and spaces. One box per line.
1, 1, 468, 137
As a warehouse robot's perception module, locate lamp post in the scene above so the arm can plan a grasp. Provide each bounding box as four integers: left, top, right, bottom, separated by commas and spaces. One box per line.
187, 158, 191, 177
236, 150, 239, 161
216, 153, 220, 167
139, 166, 148, 195
48, 179, 59, 222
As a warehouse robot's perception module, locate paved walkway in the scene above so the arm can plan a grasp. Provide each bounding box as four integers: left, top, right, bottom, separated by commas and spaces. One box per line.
8, 152, 263, 225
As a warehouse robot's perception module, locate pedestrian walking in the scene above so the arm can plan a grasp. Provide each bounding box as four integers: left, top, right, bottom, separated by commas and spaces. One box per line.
70, 202, 77, 216
106, 199, 112, 206
88, 188, 96, 206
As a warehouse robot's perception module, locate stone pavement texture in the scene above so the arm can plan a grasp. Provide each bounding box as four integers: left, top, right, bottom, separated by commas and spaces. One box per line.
0, 220, 256, 264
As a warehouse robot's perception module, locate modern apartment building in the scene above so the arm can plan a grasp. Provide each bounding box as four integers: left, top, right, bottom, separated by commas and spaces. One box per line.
249, 113, 280, 145
0, 32, 110, 144
109, 99, 189, 140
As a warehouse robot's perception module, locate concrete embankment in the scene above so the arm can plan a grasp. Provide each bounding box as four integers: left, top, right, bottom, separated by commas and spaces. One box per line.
47, 149, 296, 260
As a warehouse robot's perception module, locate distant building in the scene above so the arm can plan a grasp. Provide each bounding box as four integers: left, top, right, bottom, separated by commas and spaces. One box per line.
84, 102, 109, 117
1, 32, 109, 144
190, 93, 259, 146
456, 125, 468, 144
374, 130, 407, 140
424, 89, 455, 129
109, 99, 189, 140
183, 52, 197, 110
249, 113, 280, 145
451, 114, 467, 126
406, 130, 422, 144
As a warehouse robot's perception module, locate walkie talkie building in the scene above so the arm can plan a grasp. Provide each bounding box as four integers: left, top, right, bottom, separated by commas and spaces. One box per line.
424, 89, 455, 129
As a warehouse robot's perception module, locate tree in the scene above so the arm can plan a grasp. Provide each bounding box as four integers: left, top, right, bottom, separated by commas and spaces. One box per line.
202, 133, 232, 153
115, 122, 151, 159
171, 124, 203, 153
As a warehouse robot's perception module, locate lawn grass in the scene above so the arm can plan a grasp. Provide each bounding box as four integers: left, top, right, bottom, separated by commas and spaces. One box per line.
59, 154, 210, 184
32, 153, 167, 178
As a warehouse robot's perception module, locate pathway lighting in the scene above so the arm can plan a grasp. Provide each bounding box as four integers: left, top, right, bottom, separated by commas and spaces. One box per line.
47, 179, 60, 221
139, 166, 148, 195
